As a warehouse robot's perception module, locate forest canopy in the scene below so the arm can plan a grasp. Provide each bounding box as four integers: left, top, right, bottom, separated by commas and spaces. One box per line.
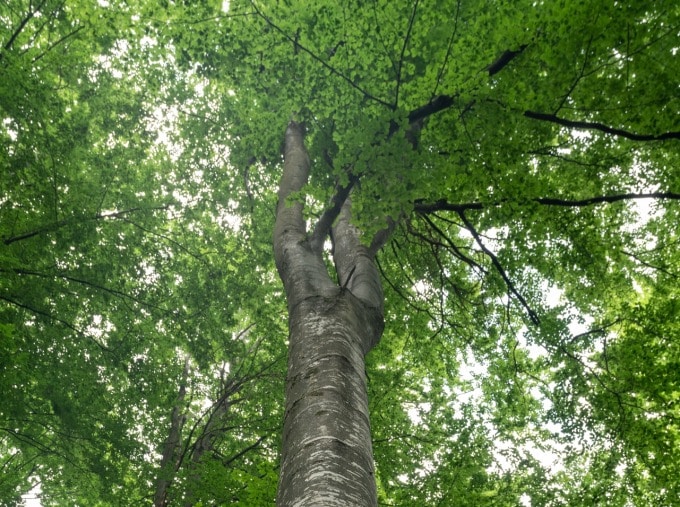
1, 0, 679, 505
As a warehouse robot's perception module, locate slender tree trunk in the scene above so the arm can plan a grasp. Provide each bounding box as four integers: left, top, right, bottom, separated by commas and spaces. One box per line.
274, 122, 384, 506
154, 358, 190, 507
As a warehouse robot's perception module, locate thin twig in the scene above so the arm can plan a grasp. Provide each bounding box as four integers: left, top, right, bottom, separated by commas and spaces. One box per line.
249, 1, 392, 109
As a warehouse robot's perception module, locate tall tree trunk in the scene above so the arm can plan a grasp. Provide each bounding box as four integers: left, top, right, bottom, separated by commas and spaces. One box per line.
274, 122, 384, 506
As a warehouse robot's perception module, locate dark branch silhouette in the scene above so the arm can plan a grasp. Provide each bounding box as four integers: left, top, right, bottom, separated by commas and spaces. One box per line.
394, 0, 420, 109
486, 45, 528, 76
414, 192, 680, 214
310, 175, 358, 253
524, 111, 680, 141
249, 1, 392, 109
1, 0, 49, 59
430, 0, 461, 100
3, 206, 170, 245
456, 211, 540, 326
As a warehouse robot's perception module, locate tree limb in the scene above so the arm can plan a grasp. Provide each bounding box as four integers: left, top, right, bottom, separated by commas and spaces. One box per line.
0, 0, 49, 58
394, 0, 420, 109
456, 211, 540, 325
32, 25, 85, 63
2, 268, 173, 316
368, 217, 397, 258
524, 111, 680, 141
486, 45, 528, 76
430, 0, 461, 100
220, 435, 267, 467
153, 358, 190, 507
0, 294, 108, 350
249, 1, 392, 109
309, 175, 358, 253
414, 192, 680, 213
3, 206, 170, 245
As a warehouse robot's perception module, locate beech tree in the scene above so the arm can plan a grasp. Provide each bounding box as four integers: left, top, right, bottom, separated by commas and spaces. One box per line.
2, 0, 680, 505
212, 1, 679, 504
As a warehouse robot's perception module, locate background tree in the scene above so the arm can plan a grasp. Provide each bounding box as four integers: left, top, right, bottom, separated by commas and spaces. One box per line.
1, 1, 284, 505
2, 0, 679, 505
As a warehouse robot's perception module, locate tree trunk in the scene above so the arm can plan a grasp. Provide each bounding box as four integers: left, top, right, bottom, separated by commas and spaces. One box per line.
274, 122, 384, 506
153, 358, 190, 507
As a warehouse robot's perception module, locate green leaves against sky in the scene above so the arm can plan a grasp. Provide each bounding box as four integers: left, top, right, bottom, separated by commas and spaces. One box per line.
1, 0, 679, 505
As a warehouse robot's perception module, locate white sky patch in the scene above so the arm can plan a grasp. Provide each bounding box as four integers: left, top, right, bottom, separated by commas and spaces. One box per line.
85, 314, 115, 341
22, 482, 42, 507
2, 117, 18, 142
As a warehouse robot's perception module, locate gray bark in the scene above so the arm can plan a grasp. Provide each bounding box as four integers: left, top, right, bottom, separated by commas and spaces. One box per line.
274, 122, 385, 506
154, 358, 190, 507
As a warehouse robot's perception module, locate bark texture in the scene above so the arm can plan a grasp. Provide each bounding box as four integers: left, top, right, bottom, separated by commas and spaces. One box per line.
274, 122, 384, 506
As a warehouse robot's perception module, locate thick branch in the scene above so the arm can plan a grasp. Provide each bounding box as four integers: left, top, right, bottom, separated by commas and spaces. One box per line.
524, 111, 680, 141
153, 359, 190, 507
407, 94, 456, 125
309, 175, 358, 253
274, 121, 311, 257
406, 44, 526, 124
486, 45, 528, 76
274, 121, 337, 307
332, 198, 384, 312
368, 217, 397, 258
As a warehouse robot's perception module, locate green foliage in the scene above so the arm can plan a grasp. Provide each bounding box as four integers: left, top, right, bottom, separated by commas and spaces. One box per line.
2, 0, 679, 504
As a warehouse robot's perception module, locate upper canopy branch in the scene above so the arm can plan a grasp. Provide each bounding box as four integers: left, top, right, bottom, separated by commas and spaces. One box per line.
456, 211, 540, 326
414, 192, 680, 214
2, 205, 172, 246
406, 45, 527, 125
394, 0, 421, 110
524, 111, 680, 141
1, 0, 48, 57
249, 1, 392, 109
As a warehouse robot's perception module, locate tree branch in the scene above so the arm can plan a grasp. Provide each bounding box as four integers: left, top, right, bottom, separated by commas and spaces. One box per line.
414, 192, 680, 214
309, 175, 358, 253
456, 211, 540, 325
524, 111, 680, 141
535, 192, 680, 207
486, 45, 528, 76
3, 206, 170, 245
32, 25, 85, 63
2, 268, 173, 316
394, 0, 420, 109
220, 435, 267, 467
153, 358, 190, 507
0, 0, 49, 58
0, 294, 108, 350
368, 217, 397, 258
249, 1, 392, 109
416, 214, 487, 274
407, 94, 456, 125
430, 0, 461, 100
